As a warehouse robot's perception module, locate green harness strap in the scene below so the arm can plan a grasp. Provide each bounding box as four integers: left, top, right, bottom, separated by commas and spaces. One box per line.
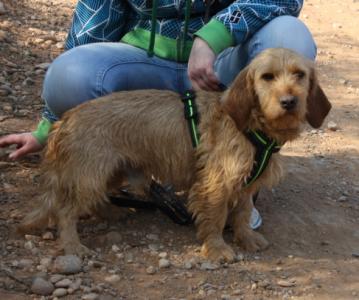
181, 91, 282, 187
181, 90, 200, 147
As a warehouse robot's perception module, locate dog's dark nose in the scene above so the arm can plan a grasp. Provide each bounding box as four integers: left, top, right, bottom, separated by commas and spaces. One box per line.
280, 95, 298, 111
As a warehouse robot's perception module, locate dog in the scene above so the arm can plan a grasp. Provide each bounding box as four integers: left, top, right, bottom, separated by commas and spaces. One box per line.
19, 48, 331, 262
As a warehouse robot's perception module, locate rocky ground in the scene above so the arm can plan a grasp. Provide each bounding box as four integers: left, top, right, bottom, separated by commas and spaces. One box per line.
0, 0, 358, 299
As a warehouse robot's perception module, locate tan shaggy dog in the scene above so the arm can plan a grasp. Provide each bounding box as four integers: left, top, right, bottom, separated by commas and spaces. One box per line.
19, 48, 331, 262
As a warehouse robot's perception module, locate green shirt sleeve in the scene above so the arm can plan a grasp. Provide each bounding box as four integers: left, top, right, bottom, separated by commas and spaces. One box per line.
31, 118, 53, 145
194, 19, 234, 55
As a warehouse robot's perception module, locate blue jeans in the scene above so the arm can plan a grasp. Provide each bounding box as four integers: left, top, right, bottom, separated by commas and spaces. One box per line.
43, 16, 316, 119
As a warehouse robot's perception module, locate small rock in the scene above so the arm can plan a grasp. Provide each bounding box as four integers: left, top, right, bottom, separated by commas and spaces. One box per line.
111, 244, 120, 252
24, 240, 35, 250
50, 274, 65, 284
105, 231, 122, 244
42, 232, 54, 240
105, 274, 121, 284
18, 259, 33, 269
183, 261, 193, 269
0, 29, 6, 41
146, 234, 159, 241
352, 252, 359, 258
221, 294, 231, 300
55, 278, 72, 288
22, 77, 35, 86
159, 258, 170, 269
277, 279, 296, 287
338, 196, 348, 202
327, 121, 338, 131
339, 79, 349, 85
31, 278, 54, 296
53, 255, 82, 274
0, 2, 6, 14
200, 262, 219, 270
35, 62, 51, 70
53, 288, 67, 297
146, 266, 156, 274
40, 257, 52, 268
82, 293, 99, 300
158, 252, 168, 258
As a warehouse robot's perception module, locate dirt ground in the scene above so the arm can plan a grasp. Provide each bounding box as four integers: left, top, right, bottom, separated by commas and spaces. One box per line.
0, 0, 358, 299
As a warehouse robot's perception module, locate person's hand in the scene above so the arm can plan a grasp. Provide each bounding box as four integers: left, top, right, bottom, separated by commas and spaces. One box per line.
188, 37, 221, 91
0, 132, 44, 160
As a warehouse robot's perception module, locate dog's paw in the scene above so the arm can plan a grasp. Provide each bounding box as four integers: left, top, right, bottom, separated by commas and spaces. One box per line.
64, 243, 94, 258
235, 230, 269, 252
201, 239, 236, 263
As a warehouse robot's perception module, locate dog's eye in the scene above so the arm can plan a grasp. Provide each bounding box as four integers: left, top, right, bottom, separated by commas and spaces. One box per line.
294, 70, 306, 79
261, 73, 275, 81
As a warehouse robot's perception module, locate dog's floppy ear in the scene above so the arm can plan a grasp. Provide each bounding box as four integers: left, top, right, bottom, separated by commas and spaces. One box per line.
221, 66, 255, 131
306, 69, 331, 128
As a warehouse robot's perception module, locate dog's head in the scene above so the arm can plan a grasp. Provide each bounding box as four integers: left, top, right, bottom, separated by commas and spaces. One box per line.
222, 48, 331, 139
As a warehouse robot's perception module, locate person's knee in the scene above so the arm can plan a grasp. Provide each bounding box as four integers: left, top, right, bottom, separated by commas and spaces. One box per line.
252, 16, 317, 60
42, 46, 101, 117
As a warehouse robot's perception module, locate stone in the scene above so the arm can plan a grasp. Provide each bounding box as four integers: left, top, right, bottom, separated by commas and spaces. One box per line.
146, 266, 156, 274
35, 62, 51, 70
0, 2, 6, 14
158, 252, 168, 258
105, 274, 121, 284
159, 258, 170, 268
200, 262, 219, 270
53, 255, 82, 274
146, 233, 159, 241
55, 278, 72, 288
40, 257, 52, 268
82, 293, 99, 300
42, 231, 54, 240
53, 288, 67, 297
24, 240, 35, 250
31, 278, 54, 296
277, 279, 296, 287
183, 261, 193, 269
50, 274, 65, 284
18, 259, 33, 269
0, 30, 6, 42
327, 121, 338, 131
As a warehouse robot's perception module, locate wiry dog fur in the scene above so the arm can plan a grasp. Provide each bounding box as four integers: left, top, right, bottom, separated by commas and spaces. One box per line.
19, 48, 331, 262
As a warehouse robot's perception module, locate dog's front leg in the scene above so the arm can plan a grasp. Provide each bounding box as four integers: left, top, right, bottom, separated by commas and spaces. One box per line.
189, 182, 235, 263
231, 193, 269, 252
57, 208, 93, 257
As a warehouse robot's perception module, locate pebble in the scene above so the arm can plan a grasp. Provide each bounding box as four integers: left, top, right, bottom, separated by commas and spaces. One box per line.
40, 257, 52, 268
105, 274, 121, 284
50, 274, 65, 283
18, 259, 33, 269
53, 255, 82, 274
183, 261, 193, 269
0, 29, 6, 42
159, 258, 170, 268
0, 2, 6, 14
111, 244, 120, 252
55, 278, 72, 288
146, 233, 159, 241
338, 196, 348, 202
53, 288, 67, 297
31, 277, 54, 296
327, 121, 338, 131
200, 262, 219, 270
277, 279, 296, 287
146, 266, 156, 274
352, 252, 359, 258
24, 240, 35, 250
42, 231, 54, 240
82, 293, 99, 300
158, 252, 168, 258
35, 62, 51, 70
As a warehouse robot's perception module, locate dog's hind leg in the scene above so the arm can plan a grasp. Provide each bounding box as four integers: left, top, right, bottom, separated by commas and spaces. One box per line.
232, 193, 269, 252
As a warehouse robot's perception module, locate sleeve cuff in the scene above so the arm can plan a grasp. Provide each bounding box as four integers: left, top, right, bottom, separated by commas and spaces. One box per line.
194, 19, 234, 55
32, 118, 53, 145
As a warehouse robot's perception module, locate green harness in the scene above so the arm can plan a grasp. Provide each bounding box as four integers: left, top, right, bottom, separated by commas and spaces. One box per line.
181, 91, 282, 188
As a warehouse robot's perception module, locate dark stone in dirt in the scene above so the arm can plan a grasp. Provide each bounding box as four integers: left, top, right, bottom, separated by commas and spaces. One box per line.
53, 255, 82, 274
31, 277, 54, 296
